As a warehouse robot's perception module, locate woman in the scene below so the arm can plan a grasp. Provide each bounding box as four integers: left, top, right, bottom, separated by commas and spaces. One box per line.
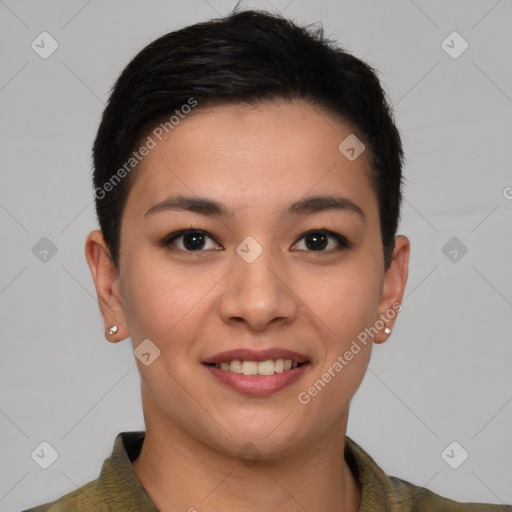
24, 7, 511, 512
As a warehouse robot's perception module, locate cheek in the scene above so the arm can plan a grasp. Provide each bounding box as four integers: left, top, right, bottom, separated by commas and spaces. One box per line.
120, 250, 214, 346
298, 260, 382, 343
293, 266, 378, 424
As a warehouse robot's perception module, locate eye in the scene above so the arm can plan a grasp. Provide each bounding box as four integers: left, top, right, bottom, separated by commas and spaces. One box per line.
162, 229, 221, 252
161, 228, 351, 253
293, 229, 351, 252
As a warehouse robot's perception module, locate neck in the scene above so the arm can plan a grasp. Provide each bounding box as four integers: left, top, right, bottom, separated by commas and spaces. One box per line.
132, 412, 361, 512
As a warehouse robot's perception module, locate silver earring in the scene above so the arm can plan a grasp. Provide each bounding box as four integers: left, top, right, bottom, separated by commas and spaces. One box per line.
384, 327, 392, 335
109, 325, 118, 335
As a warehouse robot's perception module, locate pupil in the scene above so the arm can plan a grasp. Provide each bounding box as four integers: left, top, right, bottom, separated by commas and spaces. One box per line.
306, 232, 327, 251
184, 232, 204, 251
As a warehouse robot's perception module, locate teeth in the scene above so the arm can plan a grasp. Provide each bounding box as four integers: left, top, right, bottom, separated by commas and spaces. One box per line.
257, 360, 274, 376
274, 358, 284, 373
242, 361, 258, 375
229, 360, 243, 373
212, 358, 304, 375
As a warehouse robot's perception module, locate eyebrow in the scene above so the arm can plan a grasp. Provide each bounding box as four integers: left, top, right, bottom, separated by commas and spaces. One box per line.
145, 194, 365, 222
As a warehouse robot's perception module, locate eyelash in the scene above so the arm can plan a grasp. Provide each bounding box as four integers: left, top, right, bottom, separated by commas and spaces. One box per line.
161, 228, 352, 253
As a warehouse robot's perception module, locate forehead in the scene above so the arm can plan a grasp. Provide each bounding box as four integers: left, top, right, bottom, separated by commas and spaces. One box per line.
125, 100, 377, 219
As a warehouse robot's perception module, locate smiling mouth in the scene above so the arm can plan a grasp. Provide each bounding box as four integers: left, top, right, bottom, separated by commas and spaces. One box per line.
204, 358, 309, 376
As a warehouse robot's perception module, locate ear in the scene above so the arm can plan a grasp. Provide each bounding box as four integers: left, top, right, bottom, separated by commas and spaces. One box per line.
373, 235, 410, 344
85, 230, 129, 343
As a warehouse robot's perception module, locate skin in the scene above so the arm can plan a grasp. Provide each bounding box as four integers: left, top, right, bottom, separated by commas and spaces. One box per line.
86, 100, 410, 512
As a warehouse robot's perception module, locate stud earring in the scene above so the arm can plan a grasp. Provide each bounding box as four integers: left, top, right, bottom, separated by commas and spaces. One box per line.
384, 326, 392, 335
109, 325, 118, 335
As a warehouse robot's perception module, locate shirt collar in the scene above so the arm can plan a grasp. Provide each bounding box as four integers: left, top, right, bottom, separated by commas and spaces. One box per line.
98, 431, 392, 510
98, 431, 158, 510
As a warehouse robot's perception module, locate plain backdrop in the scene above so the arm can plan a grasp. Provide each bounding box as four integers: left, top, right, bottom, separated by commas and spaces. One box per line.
1, 1, 511, 510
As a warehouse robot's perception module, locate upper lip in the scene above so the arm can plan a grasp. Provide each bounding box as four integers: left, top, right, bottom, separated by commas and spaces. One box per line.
202, 348, 310, 365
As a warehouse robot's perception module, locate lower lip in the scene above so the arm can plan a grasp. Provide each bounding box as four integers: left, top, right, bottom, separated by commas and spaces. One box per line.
203, 363, 310, 396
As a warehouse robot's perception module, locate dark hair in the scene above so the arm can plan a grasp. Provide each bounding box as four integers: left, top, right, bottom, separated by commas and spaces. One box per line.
92, 7, 404, 270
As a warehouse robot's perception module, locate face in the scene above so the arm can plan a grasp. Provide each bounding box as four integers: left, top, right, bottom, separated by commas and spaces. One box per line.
87, 100, 409, 460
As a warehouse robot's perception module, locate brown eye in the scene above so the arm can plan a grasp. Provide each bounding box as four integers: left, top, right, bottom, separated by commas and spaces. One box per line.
163, 229, 221, 252
293, 230, 351, 252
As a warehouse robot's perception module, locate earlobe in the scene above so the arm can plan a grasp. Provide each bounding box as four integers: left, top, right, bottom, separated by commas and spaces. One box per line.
85, 230, 129, 343
374, 235, 410, 344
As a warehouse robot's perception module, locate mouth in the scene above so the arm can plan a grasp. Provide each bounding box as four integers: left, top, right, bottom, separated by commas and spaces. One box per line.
202, 348, 311, 396
204, 358, 309, 376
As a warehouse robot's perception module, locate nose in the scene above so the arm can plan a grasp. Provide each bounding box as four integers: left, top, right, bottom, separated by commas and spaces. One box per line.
219, 241, 298, 332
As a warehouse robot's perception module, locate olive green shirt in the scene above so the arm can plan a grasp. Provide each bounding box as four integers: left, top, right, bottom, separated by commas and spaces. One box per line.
23, 431, 511, 511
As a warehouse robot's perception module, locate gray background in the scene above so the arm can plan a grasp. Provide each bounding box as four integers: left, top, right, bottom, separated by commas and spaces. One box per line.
1, 0, 511, 510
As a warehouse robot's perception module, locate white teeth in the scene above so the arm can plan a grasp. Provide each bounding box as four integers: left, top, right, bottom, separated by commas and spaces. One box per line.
257, 360, 275, 376
229, 360, 243, 373
213, 358, 303, 375
242, 361, 258, 375
274, 358, 284, 373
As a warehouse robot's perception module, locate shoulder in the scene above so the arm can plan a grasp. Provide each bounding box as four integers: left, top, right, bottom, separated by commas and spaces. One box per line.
344, 435, 511, 511
20, 478, 110, 512
388, 474, 512, 511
